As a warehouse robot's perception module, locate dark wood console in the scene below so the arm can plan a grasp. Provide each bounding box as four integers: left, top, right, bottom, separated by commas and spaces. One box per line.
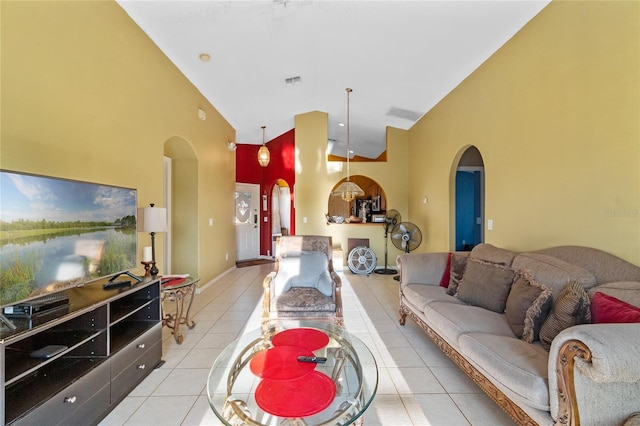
0, 277, 162, 425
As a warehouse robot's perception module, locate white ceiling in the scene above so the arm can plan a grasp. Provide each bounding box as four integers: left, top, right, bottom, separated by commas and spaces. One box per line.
117, 0, 549, 159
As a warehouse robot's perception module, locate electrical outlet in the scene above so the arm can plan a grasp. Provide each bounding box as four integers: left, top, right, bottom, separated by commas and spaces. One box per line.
225, 253, 229, 261
488, 219, 493, 230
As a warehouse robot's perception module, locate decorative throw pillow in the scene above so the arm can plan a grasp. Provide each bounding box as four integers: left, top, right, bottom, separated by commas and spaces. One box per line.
439, 253, 453, 288
591, 291, 640, 323
505, 271, 553, 342
456, 258, 516, 313
539, 281, 591, 351
446, 253, 469, 296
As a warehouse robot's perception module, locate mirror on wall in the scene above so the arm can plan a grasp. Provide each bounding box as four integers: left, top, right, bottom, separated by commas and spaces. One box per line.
327, 175, 386, 224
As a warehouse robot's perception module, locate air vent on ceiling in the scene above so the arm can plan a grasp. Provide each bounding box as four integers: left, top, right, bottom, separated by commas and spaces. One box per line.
285, 76, 302, 86
386, 106, 422, 122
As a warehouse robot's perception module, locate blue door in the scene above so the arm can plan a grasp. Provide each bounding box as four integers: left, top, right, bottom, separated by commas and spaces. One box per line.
455, 170, 483, 251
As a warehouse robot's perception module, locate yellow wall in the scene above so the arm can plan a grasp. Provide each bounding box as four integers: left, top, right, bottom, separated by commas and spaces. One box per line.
1, 1, 237, 283
408, 1, 640, 264
294, 111, 410, 266
4, 0, 637, 279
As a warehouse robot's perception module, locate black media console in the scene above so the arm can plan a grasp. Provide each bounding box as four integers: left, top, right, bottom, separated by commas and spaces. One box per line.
0, 277, 162, 425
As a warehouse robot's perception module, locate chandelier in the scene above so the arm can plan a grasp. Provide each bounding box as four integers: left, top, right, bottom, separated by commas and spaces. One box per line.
258, 125, 270, 167
331, 88, 364, 202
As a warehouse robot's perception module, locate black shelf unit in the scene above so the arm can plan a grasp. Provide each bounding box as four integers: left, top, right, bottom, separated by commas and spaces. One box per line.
0, 277, 161, 426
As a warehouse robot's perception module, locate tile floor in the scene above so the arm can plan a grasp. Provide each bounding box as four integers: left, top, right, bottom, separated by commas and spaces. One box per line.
99, 264, 514, 426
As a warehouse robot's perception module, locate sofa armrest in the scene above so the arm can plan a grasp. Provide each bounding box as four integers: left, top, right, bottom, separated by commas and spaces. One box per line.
396, 252, 450, 287
549, 323, 640, 425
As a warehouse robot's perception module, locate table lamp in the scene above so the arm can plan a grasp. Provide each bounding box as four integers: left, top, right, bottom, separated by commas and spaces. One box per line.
137, 203, 168, 277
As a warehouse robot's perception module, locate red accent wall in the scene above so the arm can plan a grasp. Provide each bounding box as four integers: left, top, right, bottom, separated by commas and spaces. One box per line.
235, 129, 296, 256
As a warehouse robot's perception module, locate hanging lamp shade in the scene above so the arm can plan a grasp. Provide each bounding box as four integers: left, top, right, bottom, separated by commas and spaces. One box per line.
258, 125, 270, 167
332, 88, 364, 201
331, 180, 364, 202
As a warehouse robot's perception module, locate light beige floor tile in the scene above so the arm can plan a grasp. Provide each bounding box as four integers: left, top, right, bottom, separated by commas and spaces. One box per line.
176, 347, 224, 369
414, 344, 459, 367
377, 345, 427, 368
388, 366, 446, 394
363, 393, 413, 426
181, 395, 225, 426
375, 367, 400, 395
194, 332, 240, 349
98, 396, 146, 426
450, 393, 514, 425
128, 369, 170, 397
152, 368, 209, 396
158, 347, 190, 369
123, 395, 196, 425
430, 366, 482, 394
401, 393, 471, 425
372, 331, 412, 348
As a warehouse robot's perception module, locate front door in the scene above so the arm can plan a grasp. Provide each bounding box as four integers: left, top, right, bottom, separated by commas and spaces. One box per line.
235, 183, 260, 261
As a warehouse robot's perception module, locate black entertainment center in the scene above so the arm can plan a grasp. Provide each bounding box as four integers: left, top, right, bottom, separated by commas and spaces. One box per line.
0, 276, 162, 425
0, 170, 162, 424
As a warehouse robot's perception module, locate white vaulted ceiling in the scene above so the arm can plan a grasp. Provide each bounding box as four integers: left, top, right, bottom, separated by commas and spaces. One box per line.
117, 0, 549, 159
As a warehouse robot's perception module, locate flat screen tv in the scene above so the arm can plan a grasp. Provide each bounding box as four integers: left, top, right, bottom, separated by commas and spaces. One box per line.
0, 170, 137, 308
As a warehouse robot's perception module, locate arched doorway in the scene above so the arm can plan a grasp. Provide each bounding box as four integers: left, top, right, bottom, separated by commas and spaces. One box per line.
270, 179, 292, 256
164, 137, 199, 275
454, 146, 484, 251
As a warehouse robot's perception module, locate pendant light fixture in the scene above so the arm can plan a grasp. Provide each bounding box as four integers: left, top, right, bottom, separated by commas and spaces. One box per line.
331, 88, 365, 202
258, 125, 270, 167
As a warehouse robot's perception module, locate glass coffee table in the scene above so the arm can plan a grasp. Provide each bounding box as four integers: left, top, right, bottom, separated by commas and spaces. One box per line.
207, 321, 378, 425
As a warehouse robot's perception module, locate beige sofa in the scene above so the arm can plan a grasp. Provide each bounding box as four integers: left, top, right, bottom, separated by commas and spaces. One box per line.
397, 244, 640, 426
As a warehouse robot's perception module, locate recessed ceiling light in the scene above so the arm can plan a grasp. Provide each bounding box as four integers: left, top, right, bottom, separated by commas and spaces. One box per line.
199, 53, 211, 62
338, 123, 345, 127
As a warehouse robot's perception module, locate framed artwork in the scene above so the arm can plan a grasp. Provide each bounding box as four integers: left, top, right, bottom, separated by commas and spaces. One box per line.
372, 196, 381, 212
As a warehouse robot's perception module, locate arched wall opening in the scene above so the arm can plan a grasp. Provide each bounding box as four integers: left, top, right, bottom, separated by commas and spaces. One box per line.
268, 178, 294, 256
327, 175, 387, 223
164, 137, 199, 275
450, 146, 485, 251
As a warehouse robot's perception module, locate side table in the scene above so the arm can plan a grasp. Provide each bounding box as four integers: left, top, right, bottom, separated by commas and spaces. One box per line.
161, 276, 200, 344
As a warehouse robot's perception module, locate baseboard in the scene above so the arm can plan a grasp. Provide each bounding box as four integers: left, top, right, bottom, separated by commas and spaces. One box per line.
196, 266, 236, 293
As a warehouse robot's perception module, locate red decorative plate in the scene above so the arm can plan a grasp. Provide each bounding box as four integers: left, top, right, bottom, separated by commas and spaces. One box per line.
272, 328, 329, 351
250, 346, 315, 380
255, 371, 337, 418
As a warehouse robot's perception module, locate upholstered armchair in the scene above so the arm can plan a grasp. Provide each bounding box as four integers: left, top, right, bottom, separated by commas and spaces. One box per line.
262, 235, 344, 328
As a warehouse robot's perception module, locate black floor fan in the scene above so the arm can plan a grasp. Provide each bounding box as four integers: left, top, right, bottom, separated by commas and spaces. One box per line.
374, 209, 401, 275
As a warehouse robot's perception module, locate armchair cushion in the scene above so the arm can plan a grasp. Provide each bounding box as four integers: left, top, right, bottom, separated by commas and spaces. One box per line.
273, 251, 333, 296
275, 287, 336, 313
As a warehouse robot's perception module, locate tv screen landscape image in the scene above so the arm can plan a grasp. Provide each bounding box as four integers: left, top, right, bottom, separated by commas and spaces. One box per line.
0, 170, 137, 308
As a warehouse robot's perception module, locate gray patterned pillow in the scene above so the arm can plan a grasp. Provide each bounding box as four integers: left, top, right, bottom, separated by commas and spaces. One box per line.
505, 271, 553, 342
539, 281, 591, 351
446, 253, 469, 296
456, 258, 516, 313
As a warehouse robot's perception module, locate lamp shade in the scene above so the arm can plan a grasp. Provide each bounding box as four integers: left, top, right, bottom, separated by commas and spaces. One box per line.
331, 180, 365, 202
258, 144, 270, 167
137, 206, 168, 233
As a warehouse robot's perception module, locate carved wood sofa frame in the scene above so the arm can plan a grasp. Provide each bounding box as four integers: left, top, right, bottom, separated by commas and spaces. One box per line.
399, 300, 591, 426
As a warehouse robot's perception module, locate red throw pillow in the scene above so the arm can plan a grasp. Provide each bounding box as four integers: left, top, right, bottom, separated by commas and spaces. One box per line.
439, 253, 452, 288
590, 291, 640, 324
